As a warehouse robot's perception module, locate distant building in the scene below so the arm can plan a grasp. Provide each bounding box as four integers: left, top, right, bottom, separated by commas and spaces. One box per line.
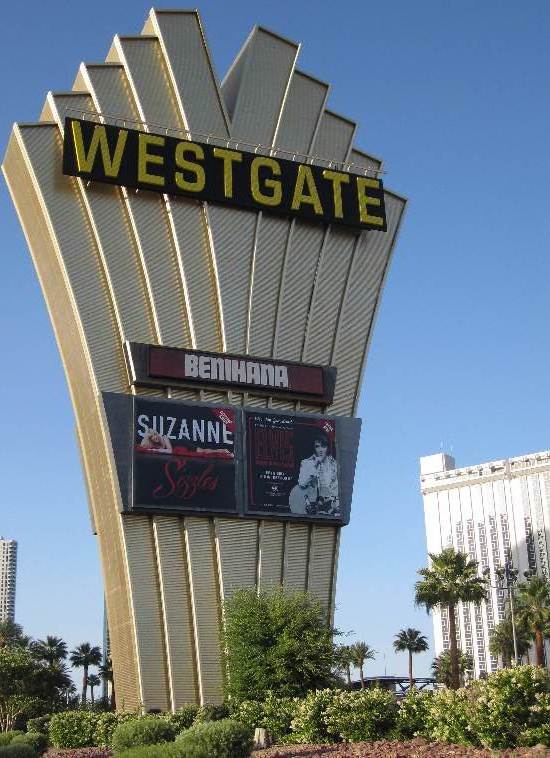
420, 450, 550, 678
0, 537, 17, 621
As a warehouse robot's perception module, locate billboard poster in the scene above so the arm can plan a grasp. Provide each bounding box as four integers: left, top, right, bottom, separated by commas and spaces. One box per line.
245, 411, 341, 519
133, 398, 237, 513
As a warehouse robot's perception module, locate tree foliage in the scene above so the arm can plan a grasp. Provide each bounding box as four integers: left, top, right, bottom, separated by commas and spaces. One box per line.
349, 642, 375, 688
431, 650, 473, 688
221, 588, 338, 702
515, 576, 550, 667
393, 628, 429, 689
489, 618, 532, 667
415, 548, 487, 689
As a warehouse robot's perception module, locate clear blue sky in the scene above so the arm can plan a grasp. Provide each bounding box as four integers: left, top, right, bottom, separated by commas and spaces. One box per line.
1, 0, 550, 681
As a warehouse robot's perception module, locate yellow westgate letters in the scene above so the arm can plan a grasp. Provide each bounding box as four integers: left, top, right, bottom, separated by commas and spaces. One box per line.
250, 157, 282, 206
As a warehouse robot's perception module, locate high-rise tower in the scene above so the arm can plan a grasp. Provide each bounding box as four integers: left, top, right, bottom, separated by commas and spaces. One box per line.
0, 538, 17, 621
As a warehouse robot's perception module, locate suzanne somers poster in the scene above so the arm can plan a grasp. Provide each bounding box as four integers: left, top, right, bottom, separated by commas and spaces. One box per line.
133, 400, 237, 512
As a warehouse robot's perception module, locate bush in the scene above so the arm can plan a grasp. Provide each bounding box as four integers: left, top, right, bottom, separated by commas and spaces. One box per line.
111, 715, 175, 754
0, 746, 37, 757
468, 664, 550, 749
93, 712, 136, 748
25, 717, 50, 736
10, 734, 47, 755
425, 688, 476, 746
235, 693, 296, 744
222, 589, 337, 702
49, 711, 99, 749
324, 688, 398, 742
163, 705, 199, 732
176, 719, 253, 757
518, 722, 550, 747
0, 735, 23, 748
193, 705, 229, 724
395, 690, 432, 739
290, 690, 338, 744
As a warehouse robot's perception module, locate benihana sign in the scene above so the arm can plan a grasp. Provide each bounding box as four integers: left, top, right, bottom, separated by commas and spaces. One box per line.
125, 343, 337, 405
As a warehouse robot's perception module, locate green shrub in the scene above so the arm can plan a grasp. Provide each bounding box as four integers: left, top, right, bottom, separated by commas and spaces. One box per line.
0, 746, 37, 757
425, 688, 476, 746
49, 711, 99, 749
193, 704, 229, 724
395, 690, 432, 739
94, 712, 136, 747
111, 715, 175, 754
25, 717, 51, 736
235, 693, 296, 743
176, 719, 253, 757
290, 689, 338, 744
518, 722, 550, 747
324, 688, 398, 742
163, 704, 200, 732
0, 734, 23, 748
468, 665, 550, 749
10, 734, 47, 755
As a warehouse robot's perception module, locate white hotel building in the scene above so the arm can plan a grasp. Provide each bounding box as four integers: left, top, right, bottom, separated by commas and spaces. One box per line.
420, 450, 550, 677
0, 537, 17, 621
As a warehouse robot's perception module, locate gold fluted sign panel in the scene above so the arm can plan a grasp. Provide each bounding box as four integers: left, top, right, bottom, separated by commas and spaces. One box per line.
2, 8, 406, 711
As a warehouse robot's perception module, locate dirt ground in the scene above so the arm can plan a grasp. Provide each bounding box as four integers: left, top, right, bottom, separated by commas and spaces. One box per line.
252, 737, 550, 757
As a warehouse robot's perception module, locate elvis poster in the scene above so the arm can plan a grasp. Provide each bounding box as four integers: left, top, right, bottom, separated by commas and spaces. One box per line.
245, 411, 340, 518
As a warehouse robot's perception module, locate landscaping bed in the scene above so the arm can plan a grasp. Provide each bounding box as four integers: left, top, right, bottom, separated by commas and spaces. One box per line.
253, 738, 550, 757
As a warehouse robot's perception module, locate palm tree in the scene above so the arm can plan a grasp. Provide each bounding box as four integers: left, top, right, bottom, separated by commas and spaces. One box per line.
69, 642, 102, 704
87, 673, 101, 704
334, 645, 353, 687
415, 548, 487, 689
31, 635, 68, 667
99, 657, 116, 710
432, 650, 473, 687
393, 628, 429, 690
489, 618, 531, 667
515, 576, 550, 667
350, 641, 375, 688
0, 619, 30, 648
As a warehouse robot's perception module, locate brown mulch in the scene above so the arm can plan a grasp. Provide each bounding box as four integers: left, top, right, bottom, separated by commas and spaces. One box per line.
252, 737, 550, 757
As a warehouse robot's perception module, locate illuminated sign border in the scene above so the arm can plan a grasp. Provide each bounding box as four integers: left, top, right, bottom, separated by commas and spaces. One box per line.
63, 117, 387, 233
124, 342, 337, 405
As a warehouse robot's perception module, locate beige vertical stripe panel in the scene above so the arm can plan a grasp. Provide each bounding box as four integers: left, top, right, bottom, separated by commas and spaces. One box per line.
222, 28, 299, 144
144, 10, 230, 137
331, 193, 406, 416
258, 521, 285, 589
283, 523, 310, 590
213, 29, 300, 355
168, 200, 222, 351
302, 229, 357, 365
184, 518, 224, 704
16, 126, 124, 392
307, 525, 338, 616
2, 136, 140, 710
81, 62, 189, 347
109, 37, 195, 348
328, 529, 341, 625
215, 519, 258, 599
275, 71, 328, 153
246, 68, 326, 363
274, 223, 326, 362
126, 25, 225, 352
312, 110, 356, 163
122, 516, 170, 711
45, 92, 156, 345
207, 205, 257, 353
349, 148, 382, 176
153, 517, 199, 707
